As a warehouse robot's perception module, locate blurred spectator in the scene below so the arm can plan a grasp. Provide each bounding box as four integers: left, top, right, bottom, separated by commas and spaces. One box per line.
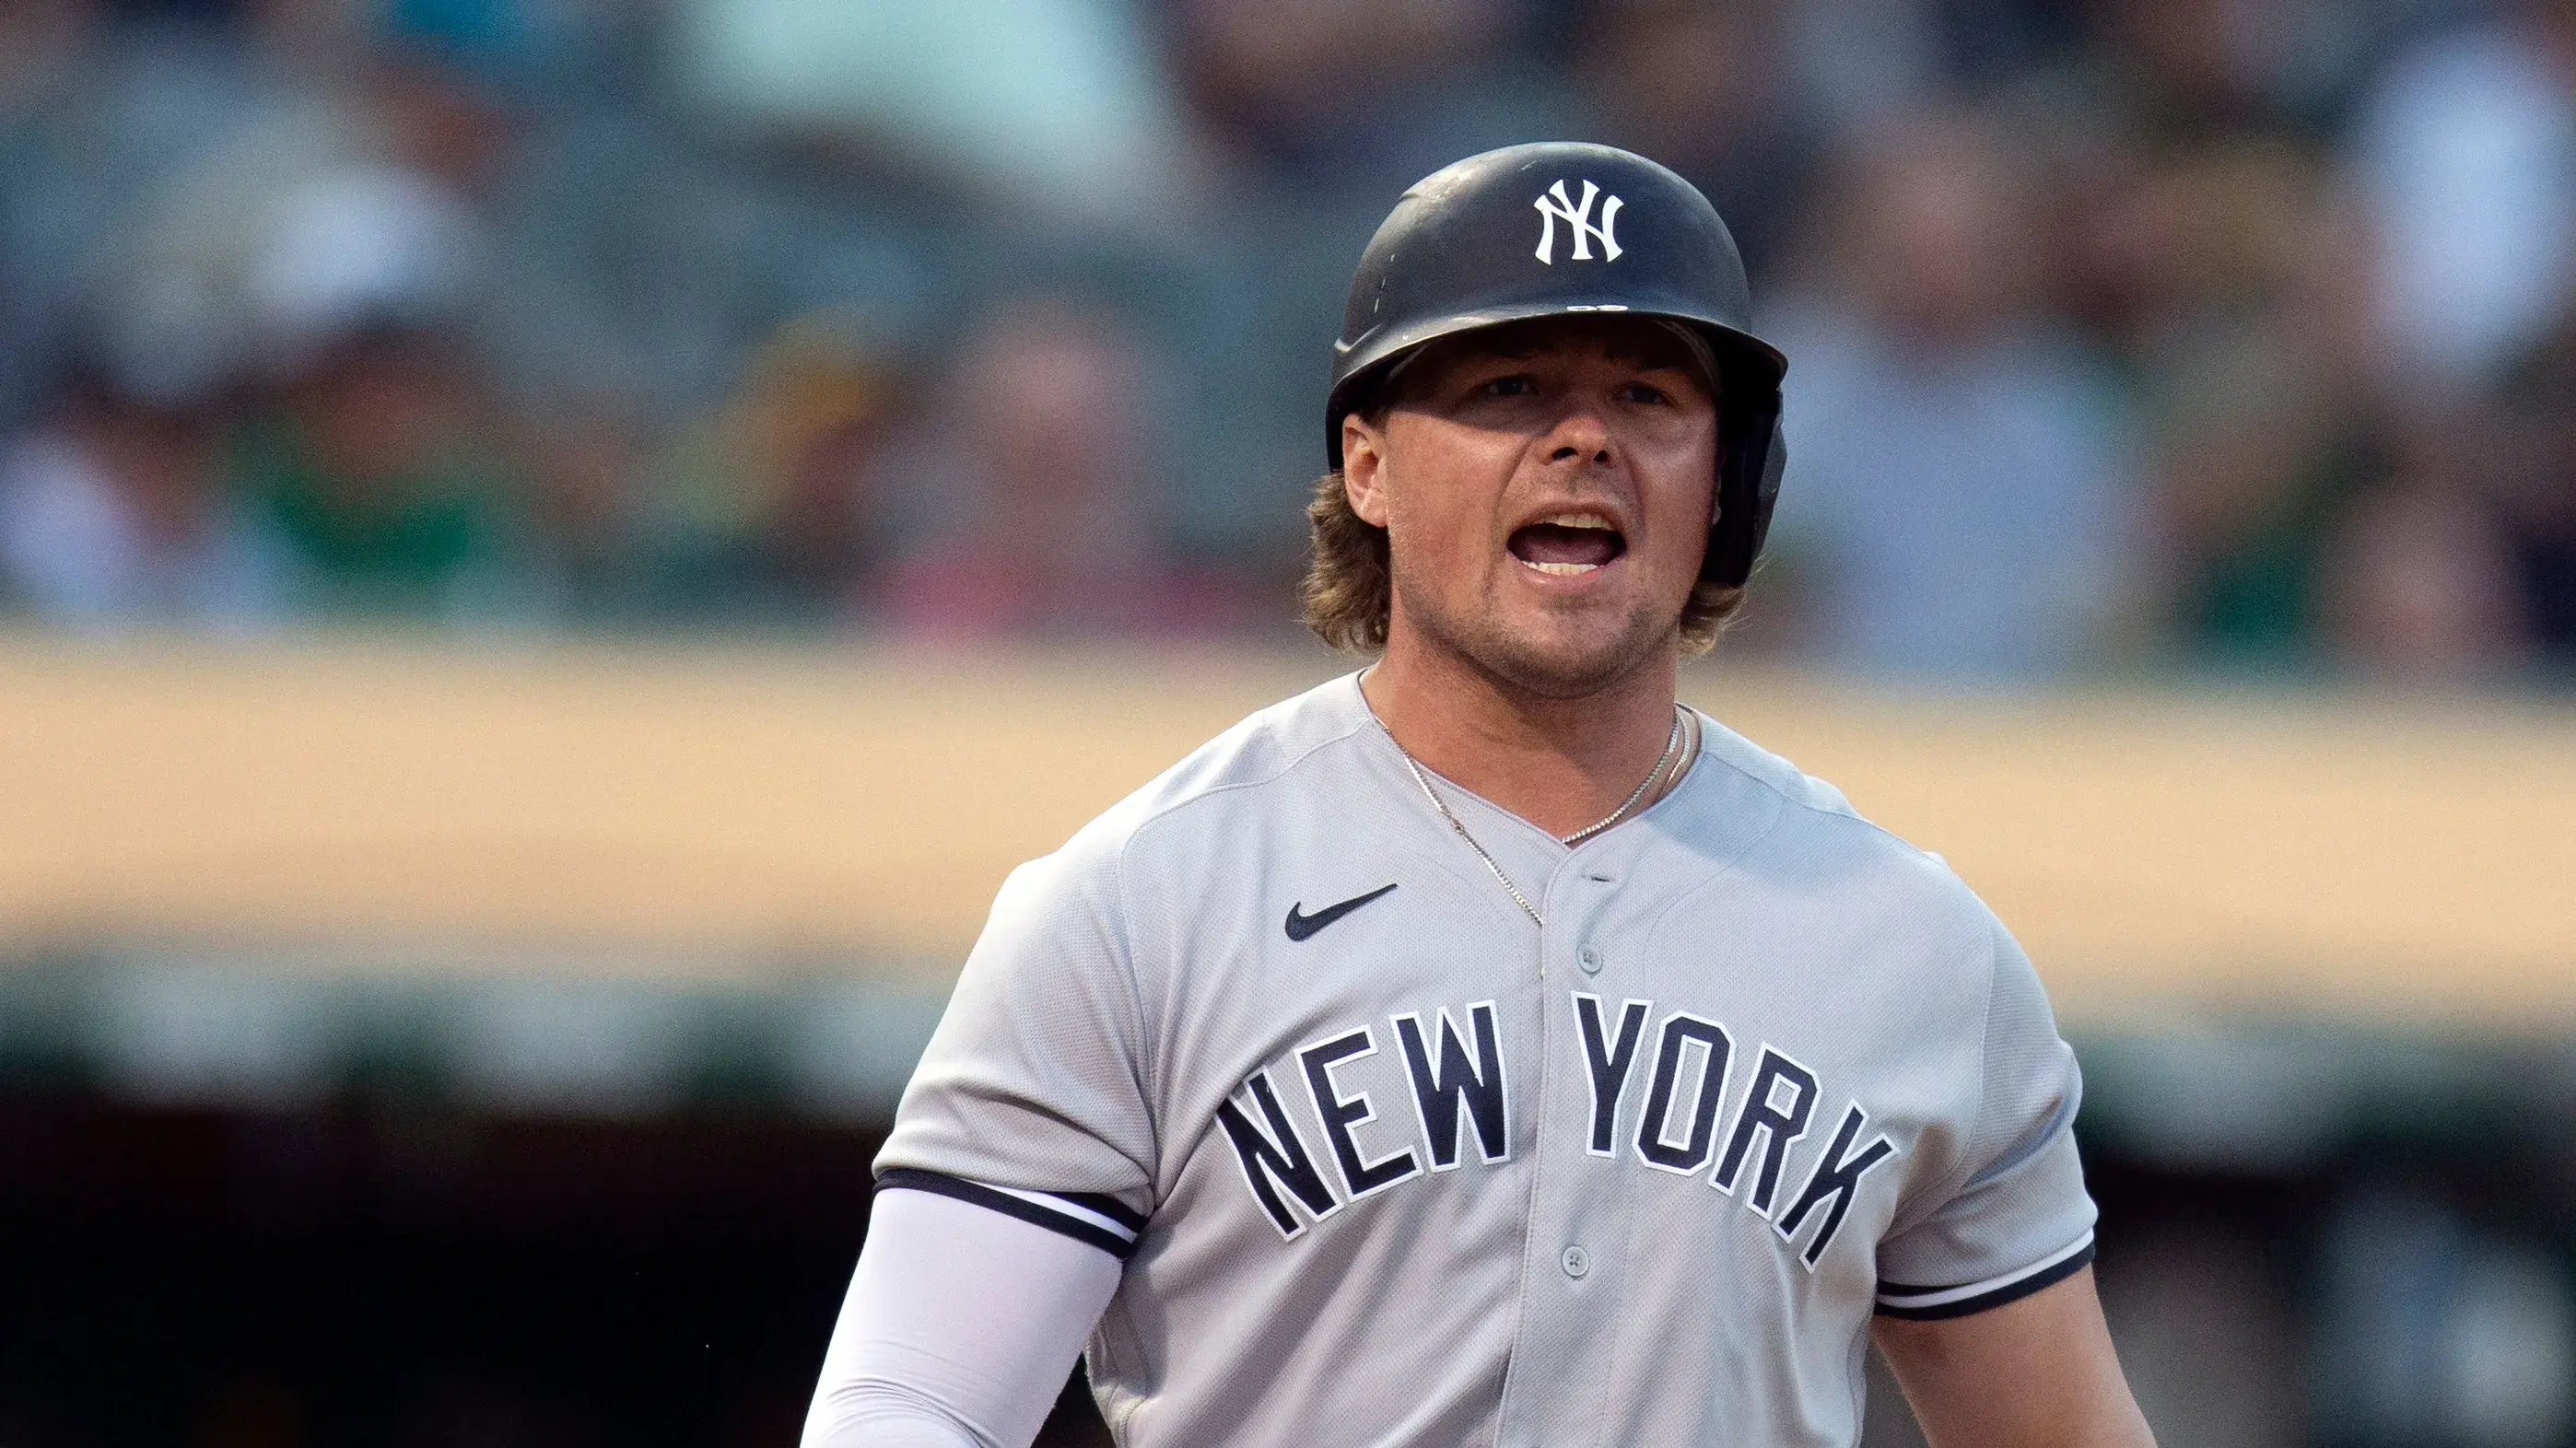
507, 387, 646, 616
2352, 0, 2576, 390
2009, 0, 2417, 671
0, 0, 97, 427
0, 363, 294, 632
2055, 0, 2364, 140
868, 296, 1242, 641
230, 321, 538, 623
1573, 0, 1816, 281
1171, 0, 1557, 190
641, 310, 901, 622
2317, 422, 2533, 680
2488, 321, 2576, 663
1767, 111, 2138, 678
672, 0, 1189, 226
0, 0, 269, 430
2065, 127, 2380, 664
2137, 195, 2386, 666
1782, 0, 1948, 136
219, 162, 543, 621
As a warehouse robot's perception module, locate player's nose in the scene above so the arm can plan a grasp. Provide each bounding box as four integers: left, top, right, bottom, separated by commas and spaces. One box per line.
1539, 401, 1615, 467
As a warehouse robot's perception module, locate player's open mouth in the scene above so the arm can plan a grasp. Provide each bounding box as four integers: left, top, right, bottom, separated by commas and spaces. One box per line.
1508, 513, 1626, 576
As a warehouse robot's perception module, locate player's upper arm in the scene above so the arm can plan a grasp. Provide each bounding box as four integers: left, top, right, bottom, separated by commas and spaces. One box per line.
1875, 917, 2097, 1321
803, 1186, 1124, 1448
873, 842, 1159, 1253
1874, 1264, 2154, 1448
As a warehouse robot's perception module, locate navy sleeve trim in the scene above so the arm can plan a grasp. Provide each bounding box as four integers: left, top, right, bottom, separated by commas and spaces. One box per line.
1050, 1189, 1148, 1233
875, 1169, 1144, 1260
1874, 1232, 2095, 1321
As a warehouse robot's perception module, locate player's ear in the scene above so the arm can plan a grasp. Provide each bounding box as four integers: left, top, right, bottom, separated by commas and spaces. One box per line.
1341, 414, 1393, 529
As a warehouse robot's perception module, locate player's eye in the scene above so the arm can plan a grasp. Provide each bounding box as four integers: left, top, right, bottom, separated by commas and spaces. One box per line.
1619, 380, 1673, 406
1477, 373, 1539, 398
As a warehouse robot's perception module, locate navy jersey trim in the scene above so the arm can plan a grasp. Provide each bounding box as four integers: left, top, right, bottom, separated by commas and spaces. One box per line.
1874, 1232, 2095, 1321
875, 1169, 1144, 1259
1048, 1189, 1148, 1233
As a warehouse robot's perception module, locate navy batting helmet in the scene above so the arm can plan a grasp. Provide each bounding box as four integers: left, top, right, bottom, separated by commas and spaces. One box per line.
1326, 142, 1787, 589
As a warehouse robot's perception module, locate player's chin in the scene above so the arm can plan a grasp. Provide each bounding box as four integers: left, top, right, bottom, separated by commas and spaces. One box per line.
1479, 596, 1676, 697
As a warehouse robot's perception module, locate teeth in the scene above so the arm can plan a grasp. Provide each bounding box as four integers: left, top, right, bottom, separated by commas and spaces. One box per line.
1538, 513, 1616, 530
1524, 560, 1601, 575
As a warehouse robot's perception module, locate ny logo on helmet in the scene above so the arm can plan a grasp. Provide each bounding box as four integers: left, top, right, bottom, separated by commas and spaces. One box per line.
1533, 180, 1623, 265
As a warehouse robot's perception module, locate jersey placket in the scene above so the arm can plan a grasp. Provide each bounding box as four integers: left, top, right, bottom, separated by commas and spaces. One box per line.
1493, 829, 1657, 1448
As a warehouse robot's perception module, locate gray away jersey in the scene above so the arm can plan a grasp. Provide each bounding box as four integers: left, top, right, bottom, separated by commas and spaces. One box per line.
878, 673, 2095, 1448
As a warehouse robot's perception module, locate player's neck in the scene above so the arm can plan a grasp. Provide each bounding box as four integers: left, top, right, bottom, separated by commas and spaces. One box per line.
1361, 631, 1684, 841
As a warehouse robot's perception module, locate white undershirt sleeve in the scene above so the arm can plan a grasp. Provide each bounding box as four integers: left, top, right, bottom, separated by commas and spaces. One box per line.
802, 1185, 1126, 1448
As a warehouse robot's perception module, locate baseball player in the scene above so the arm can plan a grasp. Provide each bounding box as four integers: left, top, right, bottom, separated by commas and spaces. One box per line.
804, 143, 2154, 1448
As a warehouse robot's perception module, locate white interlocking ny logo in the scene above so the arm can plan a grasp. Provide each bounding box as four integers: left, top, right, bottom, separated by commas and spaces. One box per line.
1533, 179, 1623, 264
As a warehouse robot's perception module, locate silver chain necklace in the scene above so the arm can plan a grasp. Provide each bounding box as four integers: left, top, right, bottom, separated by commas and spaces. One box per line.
1383, 706, 1690, 928
1561, 707, 1687, 847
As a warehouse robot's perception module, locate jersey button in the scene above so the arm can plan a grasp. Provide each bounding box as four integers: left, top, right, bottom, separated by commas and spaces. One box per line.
1577, 944, 1603, 975
1561, 1245, 1590, 1279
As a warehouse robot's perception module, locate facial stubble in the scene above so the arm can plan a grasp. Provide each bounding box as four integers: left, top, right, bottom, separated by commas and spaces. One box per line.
1388, 542, 1686, 703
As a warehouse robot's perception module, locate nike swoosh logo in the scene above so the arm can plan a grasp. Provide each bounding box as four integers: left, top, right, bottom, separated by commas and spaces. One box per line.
1284, 883, 1399, 941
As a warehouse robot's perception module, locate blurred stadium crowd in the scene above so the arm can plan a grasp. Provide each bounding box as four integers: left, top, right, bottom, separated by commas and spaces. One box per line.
3, 0, 2575, 682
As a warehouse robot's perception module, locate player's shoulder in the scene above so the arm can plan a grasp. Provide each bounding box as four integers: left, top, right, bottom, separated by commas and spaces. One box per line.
1687, 707, 1999, 938
1022, 672, 1374, 883
1091, 671, 1370, 838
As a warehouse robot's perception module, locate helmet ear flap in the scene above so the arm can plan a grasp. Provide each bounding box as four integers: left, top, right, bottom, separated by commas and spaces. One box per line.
1704, 386, 1785, 589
